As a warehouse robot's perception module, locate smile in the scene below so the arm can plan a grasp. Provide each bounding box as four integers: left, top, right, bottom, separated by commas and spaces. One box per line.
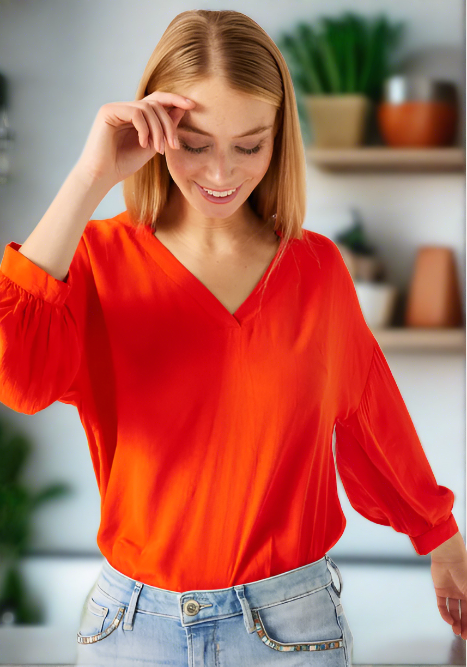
195, 181, 242, 204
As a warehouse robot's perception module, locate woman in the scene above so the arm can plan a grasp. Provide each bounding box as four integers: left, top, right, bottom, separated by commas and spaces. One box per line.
0, 9, 465, 667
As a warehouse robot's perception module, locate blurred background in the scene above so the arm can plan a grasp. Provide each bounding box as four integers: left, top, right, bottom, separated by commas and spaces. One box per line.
0, 0, 465, 665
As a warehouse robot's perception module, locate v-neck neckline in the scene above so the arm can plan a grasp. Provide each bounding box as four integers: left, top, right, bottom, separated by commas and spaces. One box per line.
126, 212, 285, 329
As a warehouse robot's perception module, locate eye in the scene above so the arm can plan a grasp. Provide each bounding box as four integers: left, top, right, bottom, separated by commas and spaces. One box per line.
179, 141, 264, 156
240, 144, 263, 156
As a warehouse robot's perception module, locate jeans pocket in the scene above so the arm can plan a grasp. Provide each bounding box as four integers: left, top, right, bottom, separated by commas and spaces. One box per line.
77, 584, 126, 645
326, 582, 353, 667
251, 584, 346, 659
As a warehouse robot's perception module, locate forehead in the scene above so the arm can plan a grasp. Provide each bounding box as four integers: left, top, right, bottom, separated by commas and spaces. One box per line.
177, 80, 276, 137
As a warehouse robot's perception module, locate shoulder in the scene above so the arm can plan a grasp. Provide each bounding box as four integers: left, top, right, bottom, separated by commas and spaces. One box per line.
81, 210, 139, 253
82, 210, 132, 239
295, 228, 347, 273
290, 229, 358, 306
67, 211, 142, 281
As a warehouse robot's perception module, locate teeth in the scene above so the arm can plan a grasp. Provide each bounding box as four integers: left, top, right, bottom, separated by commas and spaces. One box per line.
203, 187, 236, 197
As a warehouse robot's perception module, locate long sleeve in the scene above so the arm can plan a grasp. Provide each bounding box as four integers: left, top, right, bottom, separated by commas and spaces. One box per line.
334, 338, 459, 555
0, 228, 94, 415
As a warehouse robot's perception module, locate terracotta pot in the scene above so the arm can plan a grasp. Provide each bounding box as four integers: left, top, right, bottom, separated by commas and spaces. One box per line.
303, 94, 371, 147
405, 246, 463, 327
378, 76, 458, 147
378, 100, 457, 146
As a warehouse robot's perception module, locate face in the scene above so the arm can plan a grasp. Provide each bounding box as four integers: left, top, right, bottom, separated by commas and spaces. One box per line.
162, 77, 277, 228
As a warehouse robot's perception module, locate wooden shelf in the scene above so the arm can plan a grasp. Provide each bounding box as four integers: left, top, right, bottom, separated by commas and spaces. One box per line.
370, 327, 465, 352
306, 146, 465, 172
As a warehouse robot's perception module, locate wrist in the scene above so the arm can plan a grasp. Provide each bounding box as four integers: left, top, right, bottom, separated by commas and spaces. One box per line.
430, 530, 466, 562
72, 162, 114, 195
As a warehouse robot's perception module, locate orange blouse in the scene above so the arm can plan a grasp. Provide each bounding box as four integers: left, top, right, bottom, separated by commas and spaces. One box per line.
0, 210, 458, 591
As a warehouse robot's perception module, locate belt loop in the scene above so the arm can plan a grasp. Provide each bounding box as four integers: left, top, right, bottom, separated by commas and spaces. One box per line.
234, 584, 255, 634
123, 581, 143, 631
325, 554, 343, 597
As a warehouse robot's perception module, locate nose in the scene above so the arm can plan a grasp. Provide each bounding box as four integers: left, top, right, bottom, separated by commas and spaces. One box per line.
203, 151, 236, 188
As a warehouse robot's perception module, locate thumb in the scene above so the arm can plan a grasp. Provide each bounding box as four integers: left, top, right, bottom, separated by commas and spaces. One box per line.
170, 106, 189, 128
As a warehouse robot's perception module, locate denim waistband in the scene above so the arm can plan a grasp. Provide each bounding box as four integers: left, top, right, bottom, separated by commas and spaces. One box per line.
96, 554, 343, 635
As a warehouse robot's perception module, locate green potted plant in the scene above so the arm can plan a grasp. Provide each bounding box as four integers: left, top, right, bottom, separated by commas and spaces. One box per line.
0, 419, 73, 624
277, 12, 406, 147
335, 210, 398, 328
334, 209, 382, 281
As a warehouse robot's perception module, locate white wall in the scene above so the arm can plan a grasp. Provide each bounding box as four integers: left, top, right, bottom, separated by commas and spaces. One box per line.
0, 1, 464, 664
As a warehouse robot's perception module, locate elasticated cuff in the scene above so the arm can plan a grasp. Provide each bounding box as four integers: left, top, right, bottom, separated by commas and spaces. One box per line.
409, 513, 459, 555
0, 242, 71, 307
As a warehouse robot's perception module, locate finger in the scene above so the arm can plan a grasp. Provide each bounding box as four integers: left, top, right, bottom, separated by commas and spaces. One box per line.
171, 106, 190, 129
461, 598, 467, 639
102, 103, 152, 149
436, 595, 455, 626
143, 92, 195, 149
117, 107, 151, 149
170, 107, 190, 146
139, 102, 165, 153
447, 597, 462, 634
147, 100, 180, 150
143, 91, 196, 111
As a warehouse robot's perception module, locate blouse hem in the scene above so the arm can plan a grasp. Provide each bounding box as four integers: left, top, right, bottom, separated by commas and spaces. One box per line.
0, 242, 71, 306
409, 512, 459, 555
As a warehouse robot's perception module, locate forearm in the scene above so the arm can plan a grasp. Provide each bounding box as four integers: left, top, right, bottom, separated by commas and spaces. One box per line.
18, 164, 111, 282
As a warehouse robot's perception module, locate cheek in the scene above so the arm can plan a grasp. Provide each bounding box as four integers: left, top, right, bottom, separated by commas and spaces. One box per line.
165, 151, 195, 180
250, 149, 274, 180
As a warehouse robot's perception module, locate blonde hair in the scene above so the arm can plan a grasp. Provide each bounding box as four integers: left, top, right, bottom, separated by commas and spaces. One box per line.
122, 9, 313, 296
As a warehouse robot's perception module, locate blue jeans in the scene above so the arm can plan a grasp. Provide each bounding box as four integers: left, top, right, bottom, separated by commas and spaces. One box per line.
74, 553, 354, 666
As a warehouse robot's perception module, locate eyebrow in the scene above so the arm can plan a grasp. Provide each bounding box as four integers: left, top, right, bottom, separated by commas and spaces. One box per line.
177, 123, 273, 138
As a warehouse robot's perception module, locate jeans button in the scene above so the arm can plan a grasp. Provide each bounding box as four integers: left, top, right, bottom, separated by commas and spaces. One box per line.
183, 599, 200, 616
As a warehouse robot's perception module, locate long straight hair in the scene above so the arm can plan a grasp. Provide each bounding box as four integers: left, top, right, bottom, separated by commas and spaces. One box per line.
122, 9, 316, 296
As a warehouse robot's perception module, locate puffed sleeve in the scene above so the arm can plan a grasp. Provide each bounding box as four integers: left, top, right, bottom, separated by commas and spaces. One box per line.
0, 228, 94, 414
334, 338, 459, 555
